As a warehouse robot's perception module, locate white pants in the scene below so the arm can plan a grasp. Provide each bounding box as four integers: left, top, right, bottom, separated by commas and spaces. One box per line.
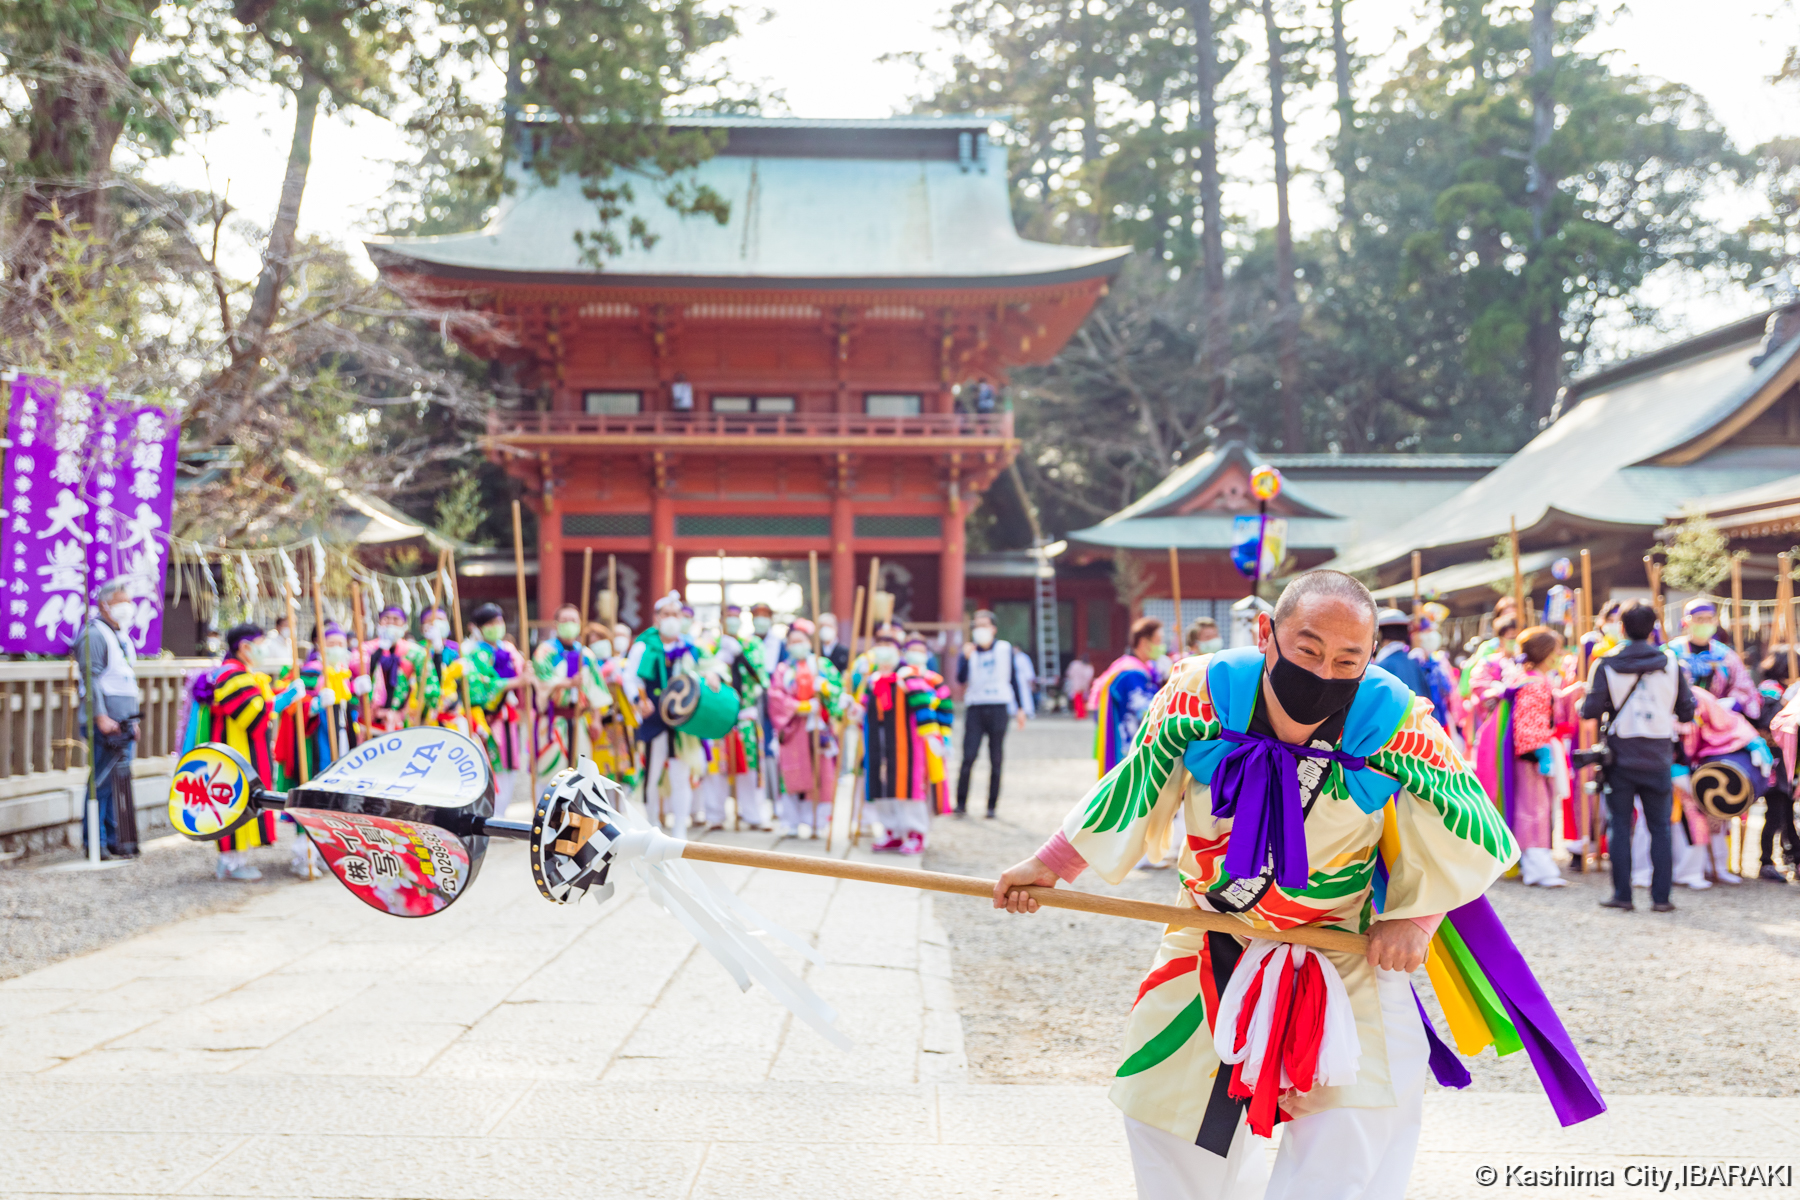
870, 797, 931, 838
777, 793, 831, 834
646, 733, 696, 831
1127, 967, 1426, 1200
698, 773, 766, 827
1518, 846, 1564, 885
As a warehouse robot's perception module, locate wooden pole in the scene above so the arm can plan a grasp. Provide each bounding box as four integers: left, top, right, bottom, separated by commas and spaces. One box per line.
848, 586, 866, 668
608, 554, 618, 624
1730, 556, 1744, 654
718, 549, 728, 625
808, 549, 830, 850
663, 544, 675, 599
866, 557, 882, 643
846, 583, 868, 847
350, 581, 374, 736
445, 548, 474, 725
308, 546, 337, 763
282, 582, 310, 785
1168, 546, 1182, 644
580, 548, 593, 630
1645, 557, 1664, 638
1780, 553, 1796, 683
513, 499, 537, 806
1509, 516, 1525, 624
1411, 550, 1422, 618
677, 842, 1369, 955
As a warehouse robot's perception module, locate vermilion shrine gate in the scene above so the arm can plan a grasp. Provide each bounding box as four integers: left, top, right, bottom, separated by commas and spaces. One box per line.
372, 116, 1128, 628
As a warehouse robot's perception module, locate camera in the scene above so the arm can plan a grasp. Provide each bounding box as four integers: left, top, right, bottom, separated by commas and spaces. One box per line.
1569, 744, 1611, 773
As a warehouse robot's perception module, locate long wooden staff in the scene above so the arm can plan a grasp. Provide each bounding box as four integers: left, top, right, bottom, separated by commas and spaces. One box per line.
444, 549, 474, 725
808, 549, 831, 850
513, 500, 537, 806
281, 582, 310, 785
678, 842, 1368, 955
350, 581, 374, 738
1509, 515, 1525, 623
847, 584, 867, 846
308, 547, 337, 763
580, 548, 593, 630
1168, 546, 1182, 644
1411, 550, 1422, 618
1577, 549, 1598, 872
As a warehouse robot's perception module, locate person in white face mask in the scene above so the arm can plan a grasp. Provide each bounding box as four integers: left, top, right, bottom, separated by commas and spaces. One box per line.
628, 591, 704, 831
408, 605, 467, 730
531, 603, 609, 779
78, 582, 144, 859
955, 610, 1034, 818
766, 619, 847, 838
357, 605, 420, 732
1408, 607, 1458, 735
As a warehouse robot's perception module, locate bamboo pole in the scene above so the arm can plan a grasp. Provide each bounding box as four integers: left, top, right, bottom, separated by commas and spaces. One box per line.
1780, 553, 1796, 683
717, 549, 728, 624
608, 555, 618, 625
513, 500, 537, 807
677, 842, 1369, 955
282, 582, 310, 785
866, 557, 882, 642
445, 549, 474, 726
1509, 516, 1525, 624
1168, 546, 1182, 643
1730, 556, 1743, 654
580, 548, 593, 630
846, 583, 868, 846
808, 549, 830, 850
1411, 550, 1422, 618
308, 546, 337, 762
350, 582, 374, 736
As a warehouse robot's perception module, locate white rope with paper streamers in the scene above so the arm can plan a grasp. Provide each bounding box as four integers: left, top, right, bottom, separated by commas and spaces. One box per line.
532, 760, 848, 1050
278, 547, 302, 600
238, 552, 259, 603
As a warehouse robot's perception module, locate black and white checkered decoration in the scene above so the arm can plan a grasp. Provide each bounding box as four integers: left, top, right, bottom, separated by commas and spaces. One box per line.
529, 767, 630, 905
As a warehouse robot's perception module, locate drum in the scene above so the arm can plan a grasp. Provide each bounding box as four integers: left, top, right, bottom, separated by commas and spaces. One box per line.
658, 673, 741, 741
1691, 748, 1768, 822
283, 726, 497, 917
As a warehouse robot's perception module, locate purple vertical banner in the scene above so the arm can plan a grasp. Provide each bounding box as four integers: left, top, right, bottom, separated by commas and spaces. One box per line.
87, 400, 179, 654
1, 375, 100, 654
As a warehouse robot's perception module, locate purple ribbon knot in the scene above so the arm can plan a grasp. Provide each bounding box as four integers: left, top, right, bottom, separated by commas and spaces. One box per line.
1211, 727, 1368, 889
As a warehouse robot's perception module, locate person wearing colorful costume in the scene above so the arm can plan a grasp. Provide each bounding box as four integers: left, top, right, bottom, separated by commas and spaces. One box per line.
993, 570, 1602, 1200
462, 602, 533, 806
410, 605, 465, 731
1408, 604, 1458, 734
579, 621, 639, 785
629, 591, 705, 832
1753, 647, 1798, 880
1580, 599, 1624, 664
861, 631, 955, 854
698, 614, 772, 831
1484, 627, 1579, 888
766, 618, 848, 838
532, 603, 608, 779
1673, 597, 1760, 719
359, 606, 423, 732
1676, 687, 1774, 886
183, 623, 300, 881
1091, 616, 1167, 777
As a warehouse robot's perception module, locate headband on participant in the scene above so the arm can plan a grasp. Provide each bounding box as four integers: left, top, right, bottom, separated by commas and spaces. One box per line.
378, 606, 406, 622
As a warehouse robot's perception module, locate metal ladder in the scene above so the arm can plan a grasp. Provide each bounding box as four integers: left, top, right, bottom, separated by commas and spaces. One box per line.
1033, 540, 1060, 699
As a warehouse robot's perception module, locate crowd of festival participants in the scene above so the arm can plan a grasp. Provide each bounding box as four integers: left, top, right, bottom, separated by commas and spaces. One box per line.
1073, 596, 1800, 906
174, 589, 1030, 879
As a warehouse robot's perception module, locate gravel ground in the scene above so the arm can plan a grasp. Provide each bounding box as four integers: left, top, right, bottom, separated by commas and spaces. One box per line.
0, 832, 312, 981
928, 714, 1800, 1097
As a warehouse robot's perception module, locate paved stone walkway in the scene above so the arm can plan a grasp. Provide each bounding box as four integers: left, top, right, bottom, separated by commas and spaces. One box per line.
2, 768, 1796, 1198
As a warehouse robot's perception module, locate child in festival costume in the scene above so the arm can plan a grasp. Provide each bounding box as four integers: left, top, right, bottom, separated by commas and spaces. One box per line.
1494, 627, 1580, 888
698, 611, 772, 831
1091, 617, 1168, 777
903, 634, 955, 815
186, 623, 300, 881
766, 618, 848, 838
359, 606, 422, 731
862, 632, 954, 854
629, 591, 705, 831
533, 603, 607, 778
994, 570, 1601, 1200
411, 605, 465, 731
461, 602, 532, 807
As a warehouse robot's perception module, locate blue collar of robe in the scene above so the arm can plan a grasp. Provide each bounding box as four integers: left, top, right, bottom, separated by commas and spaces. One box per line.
1182, 645, 1414, 817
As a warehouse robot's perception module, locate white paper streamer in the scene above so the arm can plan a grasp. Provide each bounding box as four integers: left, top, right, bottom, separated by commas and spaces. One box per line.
239, 552, 259, 601
278, 547, 301, 599
549, 760, 848, 1049
311, 537, 328, 583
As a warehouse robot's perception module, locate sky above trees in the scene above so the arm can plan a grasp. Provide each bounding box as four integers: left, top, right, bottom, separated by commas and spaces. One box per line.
150, 0, 1792, 345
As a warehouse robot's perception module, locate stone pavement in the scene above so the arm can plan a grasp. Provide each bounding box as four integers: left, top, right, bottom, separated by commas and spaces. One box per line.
2, 782, 1797, 1198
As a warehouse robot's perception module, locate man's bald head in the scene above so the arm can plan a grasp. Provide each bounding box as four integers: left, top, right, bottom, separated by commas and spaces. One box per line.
1259, 570, 1379, 683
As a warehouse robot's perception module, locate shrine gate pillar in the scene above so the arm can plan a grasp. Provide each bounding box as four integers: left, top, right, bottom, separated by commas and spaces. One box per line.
830, 488, 855, 624
651, 486, 675, 599
940, 495, 967, 631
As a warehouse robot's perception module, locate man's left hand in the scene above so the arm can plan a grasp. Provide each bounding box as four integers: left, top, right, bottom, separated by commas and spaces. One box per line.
1365, 919, 1430, 973
1014, 711, 1028, 730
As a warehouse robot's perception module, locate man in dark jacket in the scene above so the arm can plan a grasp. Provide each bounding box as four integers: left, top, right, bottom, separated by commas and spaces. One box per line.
1581, 600, 1695, 912
1372, 607, 1430, 697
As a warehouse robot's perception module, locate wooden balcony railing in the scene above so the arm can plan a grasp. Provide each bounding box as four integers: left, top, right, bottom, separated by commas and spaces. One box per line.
486, 409, 1015, 450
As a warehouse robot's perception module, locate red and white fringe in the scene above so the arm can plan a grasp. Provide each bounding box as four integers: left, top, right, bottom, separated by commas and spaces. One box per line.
1213, 940, 1359, 1136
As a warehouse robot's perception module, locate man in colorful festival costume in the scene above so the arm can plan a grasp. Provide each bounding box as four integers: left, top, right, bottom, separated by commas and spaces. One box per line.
994, 569, 1602, 1200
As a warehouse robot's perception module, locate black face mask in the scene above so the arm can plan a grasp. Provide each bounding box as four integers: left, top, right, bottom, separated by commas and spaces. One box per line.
1265, 620, 1364, 726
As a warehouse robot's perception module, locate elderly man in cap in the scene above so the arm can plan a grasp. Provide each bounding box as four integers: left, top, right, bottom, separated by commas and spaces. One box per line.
1372, 607, 1430, 699
78, 580, 144, 858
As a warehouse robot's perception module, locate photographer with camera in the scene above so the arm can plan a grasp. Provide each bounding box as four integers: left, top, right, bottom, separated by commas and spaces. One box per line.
1580, 599, 1695, 912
